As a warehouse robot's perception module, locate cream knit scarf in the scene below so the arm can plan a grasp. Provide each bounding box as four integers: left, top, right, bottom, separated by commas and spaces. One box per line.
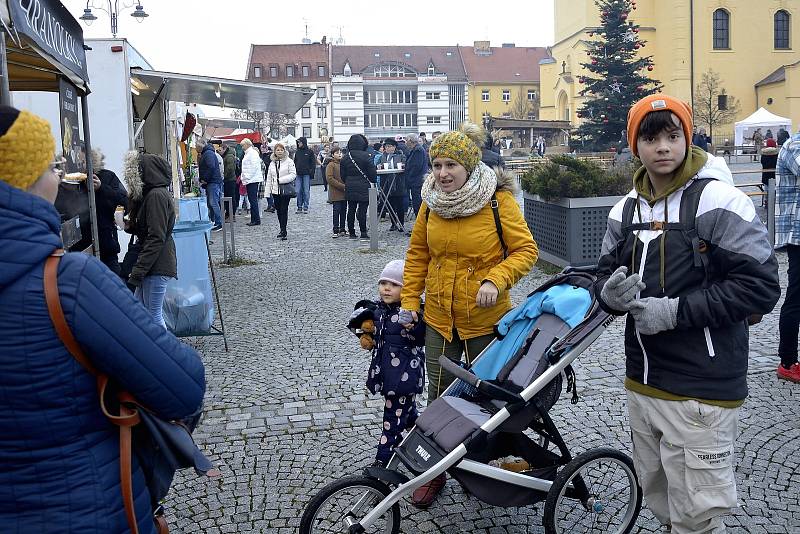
421, 161, 497, 219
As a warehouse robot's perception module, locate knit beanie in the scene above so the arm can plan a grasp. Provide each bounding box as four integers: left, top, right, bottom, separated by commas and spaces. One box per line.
626, 94, 693, 157
429, 122, 484, 174
0, 106, 56, 191
379, 259, 405, 287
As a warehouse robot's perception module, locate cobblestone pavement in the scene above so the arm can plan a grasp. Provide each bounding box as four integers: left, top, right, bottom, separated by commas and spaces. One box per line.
168, 184, 799, 533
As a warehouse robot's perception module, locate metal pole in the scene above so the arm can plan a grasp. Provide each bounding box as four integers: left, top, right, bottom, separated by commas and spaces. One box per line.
768, 177, 776, 247
369, 184, 378, 251
0, 30, 10, 106
81, 95, 100, 257
221, 200, 228, 261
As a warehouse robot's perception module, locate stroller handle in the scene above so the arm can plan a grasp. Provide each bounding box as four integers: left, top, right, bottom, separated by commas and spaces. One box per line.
439, 355, 522, 404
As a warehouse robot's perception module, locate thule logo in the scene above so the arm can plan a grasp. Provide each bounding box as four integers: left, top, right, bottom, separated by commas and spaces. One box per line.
416, 445, 431, 461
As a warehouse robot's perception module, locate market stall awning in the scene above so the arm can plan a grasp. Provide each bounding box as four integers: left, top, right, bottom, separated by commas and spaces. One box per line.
130, 68, 314, 115
1, 0, 90, 93
199, 117, 257, 130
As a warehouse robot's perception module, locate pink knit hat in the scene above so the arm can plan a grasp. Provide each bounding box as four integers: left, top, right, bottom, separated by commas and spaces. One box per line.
379, 260, 405, 286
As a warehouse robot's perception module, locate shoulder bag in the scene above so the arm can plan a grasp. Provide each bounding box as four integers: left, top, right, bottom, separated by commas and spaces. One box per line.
348, 151, 372, 186
44, 250, 218, 534
275, 160, 297, 197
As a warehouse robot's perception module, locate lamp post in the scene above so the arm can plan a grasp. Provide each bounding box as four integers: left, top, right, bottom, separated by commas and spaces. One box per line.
315, 95, 329, 143
79, 1, 149, 38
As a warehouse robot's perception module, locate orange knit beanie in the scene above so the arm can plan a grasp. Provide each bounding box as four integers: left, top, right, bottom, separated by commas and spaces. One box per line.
627, 94, 693, 156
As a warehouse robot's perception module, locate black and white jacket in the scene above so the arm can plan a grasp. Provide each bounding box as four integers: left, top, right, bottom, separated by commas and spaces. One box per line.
596, 154, 780, 401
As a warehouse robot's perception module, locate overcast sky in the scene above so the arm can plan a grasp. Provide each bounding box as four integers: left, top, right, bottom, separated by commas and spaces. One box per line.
62, 1, 555, 80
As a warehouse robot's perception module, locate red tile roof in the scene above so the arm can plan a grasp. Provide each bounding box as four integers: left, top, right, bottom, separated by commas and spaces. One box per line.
247, 44, 329, 83
459, 45, 550, 83
331, 46, 467, 81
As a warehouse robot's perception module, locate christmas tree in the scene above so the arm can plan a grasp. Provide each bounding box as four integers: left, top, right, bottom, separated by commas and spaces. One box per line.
576, 0, 661, 150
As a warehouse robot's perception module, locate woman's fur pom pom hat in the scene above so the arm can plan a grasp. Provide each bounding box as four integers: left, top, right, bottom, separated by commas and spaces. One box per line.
429, 122, 485, 174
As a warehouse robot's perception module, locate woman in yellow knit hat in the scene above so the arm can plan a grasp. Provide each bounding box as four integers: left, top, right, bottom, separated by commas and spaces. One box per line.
0, 105, 206, 533
399, 122, 539, 507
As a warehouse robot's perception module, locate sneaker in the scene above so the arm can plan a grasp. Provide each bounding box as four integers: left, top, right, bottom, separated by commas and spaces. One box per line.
368, 459, 387, 469
331, 232, 339, 238
339, 231, 348, 237
777, 363, 800, 383
349, 232, 358, 240
296, 208, 302, 213
389, 225, 398, 232
212, 225, 223, 232
246, 222, 260, 226
303, 208, 309, 214
410, 473, 446, 509
360, 233, 370, 240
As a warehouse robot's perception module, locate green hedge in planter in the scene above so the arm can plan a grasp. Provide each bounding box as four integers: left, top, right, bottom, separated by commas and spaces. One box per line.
521, 155, 635, 201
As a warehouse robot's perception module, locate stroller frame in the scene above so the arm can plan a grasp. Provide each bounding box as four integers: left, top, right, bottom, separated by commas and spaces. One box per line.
302, 269, 642, 534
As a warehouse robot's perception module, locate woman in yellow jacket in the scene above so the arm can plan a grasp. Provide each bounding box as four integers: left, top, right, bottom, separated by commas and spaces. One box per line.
401, 123, 538, 506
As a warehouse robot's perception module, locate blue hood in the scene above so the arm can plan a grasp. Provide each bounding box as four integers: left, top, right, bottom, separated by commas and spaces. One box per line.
0, 180, 62, 291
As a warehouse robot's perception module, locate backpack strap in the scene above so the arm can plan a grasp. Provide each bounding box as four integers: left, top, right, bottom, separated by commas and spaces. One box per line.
678, 178, 714, 285
424, 193, 508, 259
44, 251, 142, 534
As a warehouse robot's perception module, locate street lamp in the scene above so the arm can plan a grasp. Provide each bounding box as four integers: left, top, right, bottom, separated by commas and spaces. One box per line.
315, 96, 329, 142
79, 1, 149, 38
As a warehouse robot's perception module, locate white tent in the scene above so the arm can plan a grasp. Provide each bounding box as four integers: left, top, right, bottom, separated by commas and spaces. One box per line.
734, 107, 792, 147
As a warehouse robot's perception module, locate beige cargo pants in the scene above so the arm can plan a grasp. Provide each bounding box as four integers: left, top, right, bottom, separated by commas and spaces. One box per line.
627, 390, 739, 534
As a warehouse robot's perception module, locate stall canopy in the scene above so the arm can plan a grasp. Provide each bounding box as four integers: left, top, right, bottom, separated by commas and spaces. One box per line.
1, 0, 90, 93
130, 68, 313, 115
734, 107, 792, 146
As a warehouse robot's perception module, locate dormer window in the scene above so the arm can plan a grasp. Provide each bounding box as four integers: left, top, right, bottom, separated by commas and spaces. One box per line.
343, 62, 352, 76
427, 62, 435, 76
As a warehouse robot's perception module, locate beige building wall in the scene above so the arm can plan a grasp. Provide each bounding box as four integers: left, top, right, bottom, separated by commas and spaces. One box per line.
541, 0, 800, 139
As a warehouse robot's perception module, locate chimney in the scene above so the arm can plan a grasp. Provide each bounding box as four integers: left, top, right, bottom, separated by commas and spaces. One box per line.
474, 41, 492, 56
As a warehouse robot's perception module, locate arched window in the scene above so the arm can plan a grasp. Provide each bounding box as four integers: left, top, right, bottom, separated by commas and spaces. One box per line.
713, 9, 730, 50
775, 10, 791, 49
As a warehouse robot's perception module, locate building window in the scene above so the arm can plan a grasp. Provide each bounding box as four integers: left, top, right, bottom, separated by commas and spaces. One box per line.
343, 62, 352, 76
482, 90, 490, 102
303, 126, 312, 138
318, 65, 326, 77
340, 92, 356, 101
425, 92, 441, 100
527, 90, 537, 101
317, 86, 327, 98
270, 65, 278, 77
713, 9, 730, 50
426, 116, 442, 124
286, 65, 294, 77
341, 117, 357, 126
317, 107, 326, 118
502, 90, 511, 102
428, 63, 435, 75
775, 10, 791, 49
253, 65, 262, 78
302, 65, 310, 77
374, 63, 414, 77
301, 106, 311, 118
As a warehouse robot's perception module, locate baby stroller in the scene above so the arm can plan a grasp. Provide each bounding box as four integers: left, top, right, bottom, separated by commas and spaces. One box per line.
300, 267, 642, 534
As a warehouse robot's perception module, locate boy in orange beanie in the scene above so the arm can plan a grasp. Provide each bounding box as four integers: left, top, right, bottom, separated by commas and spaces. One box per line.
596, 94, 780, 532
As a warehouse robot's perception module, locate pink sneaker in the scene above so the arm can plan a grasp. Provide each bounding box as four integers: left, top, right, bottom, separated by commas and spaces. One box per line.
777, 363, 800, 383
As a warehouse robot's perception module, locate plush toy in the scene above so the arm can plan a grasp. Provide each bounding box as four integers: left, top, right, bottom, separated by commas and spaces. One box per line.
348, 300, 378, 351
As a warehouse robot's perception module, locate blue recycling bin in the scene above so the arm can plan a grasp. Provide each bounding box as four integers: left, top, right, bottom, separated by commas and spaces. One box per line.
163, 218, 215, 336
177, 196, 210, 224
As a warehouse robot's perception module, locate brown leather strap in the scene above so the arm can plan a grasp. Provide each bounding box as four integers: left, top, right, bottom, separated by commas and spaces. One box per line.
155, 514, 169, 534
44, 251, 140, 534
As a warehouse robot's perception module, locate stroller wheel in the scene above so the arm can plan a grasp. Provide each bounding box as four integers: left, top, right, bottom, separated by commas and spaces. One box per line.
300, 475, 401, 534
543, 447, 642, 534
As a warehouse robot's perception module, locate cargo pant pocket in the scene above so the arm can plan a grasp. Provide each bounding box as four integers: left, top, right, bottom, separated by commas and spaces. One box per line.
684, 444, 737, 519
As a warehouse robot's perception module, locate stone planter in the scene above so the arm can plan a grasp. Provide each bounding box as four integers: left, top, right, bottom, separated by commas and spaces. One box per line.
523, 192, 623, 267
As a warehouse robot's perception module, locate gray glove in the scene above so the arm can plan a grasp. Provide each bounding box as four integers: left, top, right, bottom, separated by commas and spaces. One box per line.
629, 297, 679, 335
600, 266, 646, 312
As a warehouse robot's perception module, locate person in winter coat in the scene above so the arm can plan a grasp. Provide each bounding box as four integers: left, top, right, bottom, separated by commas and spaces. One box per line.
378, 137, 407, 232
326, 147, 347, 237
358, 260, 425, 467
0, 105, 205, 534
399, 122, 539, 507
481, 132, 505, 169
293, 136, 316, 213
761, 138, 779, 208
221, 143, 239, 220
124, 151, 178, 330
260, 143, 275, 213
340, 134, 377, 239
403, 134, 428, 217
91, 148, 128, 275
240, 138, 263, 226
265, 143, 297, 240
596, 94, 780, 533
197, 138, 223, 230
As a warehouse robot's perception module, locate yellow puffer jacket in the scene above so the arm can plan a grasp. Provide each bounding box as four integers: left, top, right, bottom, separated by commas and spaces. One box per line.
401, 169, 538, 341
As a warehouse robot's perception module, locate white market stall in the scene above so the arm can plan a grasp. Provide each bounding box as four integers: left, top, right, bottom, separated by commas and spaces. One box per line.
734, 107, 792, 148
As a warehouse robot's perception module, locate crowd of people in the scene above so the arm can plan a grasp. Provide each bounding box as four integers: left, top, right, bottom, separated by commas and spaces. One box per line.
1, 91, 798, 533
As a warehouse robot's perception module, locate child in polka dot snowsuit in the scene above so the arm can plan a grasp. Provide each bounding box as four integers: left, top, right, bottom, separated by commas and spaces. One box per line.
364, 260, 426, 467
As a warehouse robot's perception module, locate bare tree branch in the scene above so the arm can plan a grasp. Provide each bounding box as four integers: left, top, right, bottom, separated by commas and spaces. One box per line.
693, 69, 741, 140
